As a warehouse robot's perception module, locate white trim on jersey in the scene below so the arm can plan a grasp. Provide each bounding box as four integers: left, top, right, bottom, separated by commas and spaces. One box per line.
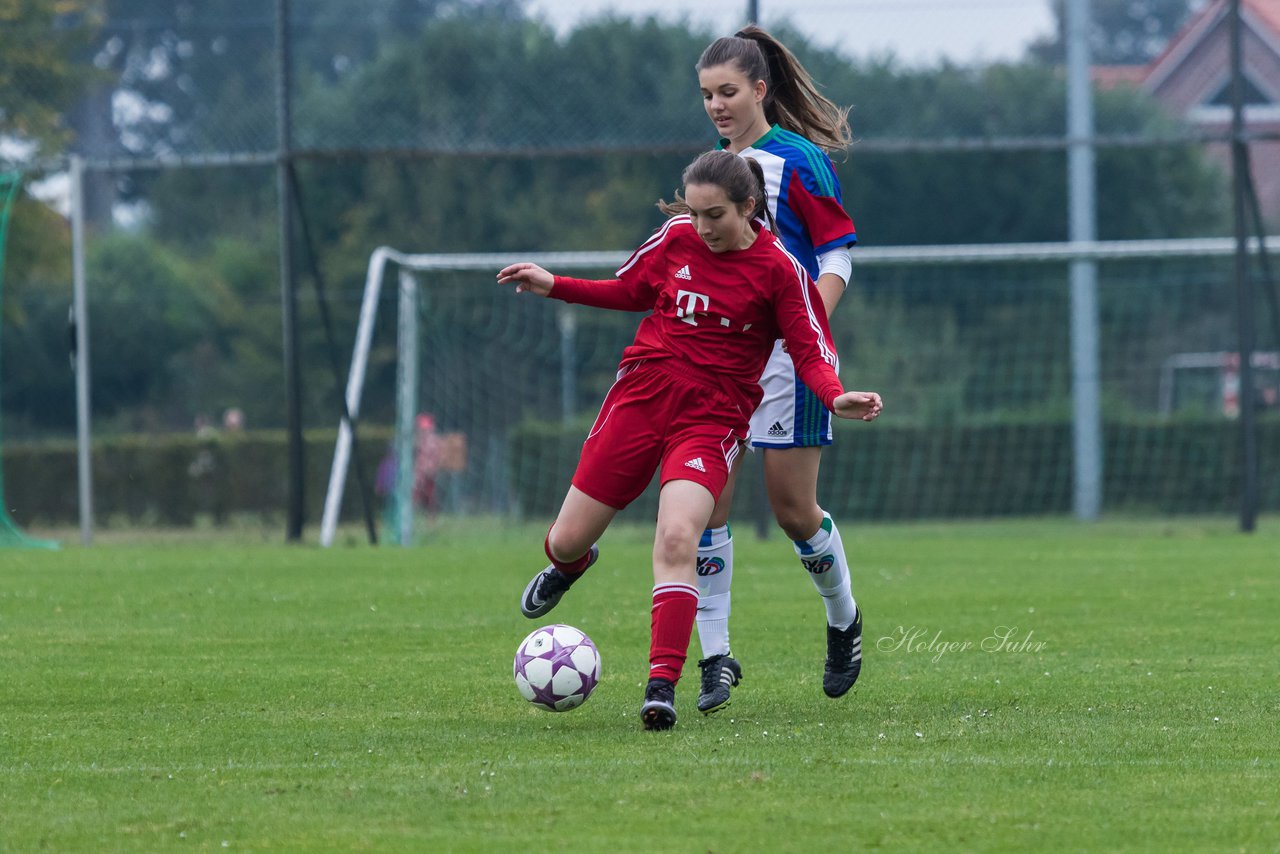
743, 147, 786, 222
616, 215, 689, 277
770, 239, 838, 368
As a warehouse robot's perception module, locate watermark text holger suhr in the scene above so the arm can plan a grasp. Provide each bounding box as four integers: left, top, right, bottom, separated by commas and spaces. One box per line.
877, 626, 1047, 663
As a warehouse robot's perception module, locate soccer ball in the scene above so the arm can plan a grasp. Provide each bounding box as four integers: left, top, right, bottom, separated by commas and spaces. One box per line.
513, 624, 601, 712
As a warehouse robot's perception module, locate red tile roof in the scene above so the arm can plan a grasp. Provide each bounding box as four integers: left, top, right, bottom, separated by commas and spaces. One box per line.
1139, 0, 1280, 93
1091, 65, 1149, 89
1246, 0, 1280, 39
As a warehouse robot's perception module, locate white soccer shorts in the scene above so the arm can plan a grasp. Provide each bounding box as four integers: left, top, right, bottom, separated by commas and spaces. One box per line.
747, 341, 835, 449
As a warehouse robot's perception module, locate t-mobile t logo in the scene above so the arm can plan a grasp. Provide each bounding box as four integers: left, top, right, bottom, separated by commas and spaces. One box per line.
676, 290, 710, 326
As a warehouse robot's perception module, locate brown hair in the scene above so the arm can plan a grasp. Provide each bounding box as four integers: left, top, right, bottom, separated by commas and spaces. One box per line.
696, 25, 852, 154
658, 150, 776, 233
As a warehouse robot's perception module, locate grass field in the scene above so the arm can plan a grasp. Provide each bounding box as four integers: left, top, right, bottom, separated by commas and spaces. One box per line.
2, 518, 1278, 852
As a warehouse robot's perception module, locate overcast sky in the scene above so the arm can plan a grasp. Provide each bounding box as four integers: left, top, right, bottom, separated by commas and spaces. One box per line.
524, 0, 1057, 66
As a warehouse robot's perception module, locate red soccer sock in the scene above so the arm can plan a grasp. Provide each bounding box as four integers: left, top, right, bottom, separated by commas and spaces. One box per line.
544, 531, 594, 579
649, 583, 698, 684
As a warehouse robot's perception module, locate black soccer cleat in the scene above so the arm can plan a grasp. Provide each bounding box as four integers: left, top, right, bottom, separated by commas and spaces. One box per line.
520, 544, 599, 618
640, 677, 678, 731
823, 608, 863, 698
696, 653, 742, 715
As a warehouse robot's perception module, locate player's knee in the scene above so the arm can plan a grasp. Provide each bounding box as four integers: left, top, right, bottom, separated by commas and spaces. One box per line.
547, 524, 592, 563
773, 504, 820, 541
653, 520, 700, 569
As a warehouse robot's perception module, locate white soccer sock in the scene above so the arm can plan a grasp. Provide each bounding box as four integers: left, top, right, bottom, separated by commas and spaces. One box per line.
694, 524, 734, 659
793, 511, 857, 631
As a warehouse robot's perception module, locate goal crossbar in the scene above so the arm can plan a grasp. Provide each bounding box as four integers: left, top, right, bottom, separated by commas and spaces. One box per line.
319, 235, 1278, 546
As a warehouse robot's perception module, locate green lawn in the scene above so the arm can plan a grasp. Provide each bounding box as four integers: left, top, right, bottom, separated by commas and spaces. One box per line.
2, 518, 1278, 851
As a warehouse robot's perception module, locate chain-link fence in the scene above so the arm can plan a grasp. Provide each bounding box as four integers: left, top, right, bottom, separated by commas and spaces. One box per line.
2, 0, 1277, 538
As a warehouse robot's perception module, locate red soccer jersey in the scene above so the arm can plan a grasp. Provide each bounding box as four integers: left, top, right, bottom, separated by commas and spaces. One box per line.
550, 216, 843, 417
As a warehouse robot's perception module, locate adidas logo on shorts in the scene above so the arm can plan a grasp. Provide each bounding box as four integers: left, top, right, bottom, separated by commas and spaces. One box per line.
675, 264, 692, 280
684, 457, 706, 472
767, 421, 787, 437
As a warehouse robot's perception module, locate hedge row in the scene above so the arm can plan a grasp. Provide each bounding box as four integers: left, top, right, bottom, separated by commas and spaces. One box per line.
5, 428, 392, 528
510, 417, 1280, 520
6, 418, 1277, 527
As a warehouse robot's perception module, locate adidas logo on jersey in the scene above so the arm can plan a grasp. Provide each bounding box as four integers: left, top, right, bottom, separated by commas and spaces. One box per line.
767, 421, 787, 437
684, 457, 706, 472
675, 264, 692, 280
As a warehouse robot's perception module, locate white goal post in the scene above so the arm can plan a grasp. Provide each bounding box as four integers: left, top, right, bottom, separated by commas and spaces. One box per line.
319, 247, 626, 547
319, 235, 1278, 546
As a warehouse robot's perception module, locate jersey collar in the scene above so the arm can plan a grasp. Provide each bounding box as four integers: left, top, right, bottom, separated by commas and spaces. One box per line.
716, 123, 782, 152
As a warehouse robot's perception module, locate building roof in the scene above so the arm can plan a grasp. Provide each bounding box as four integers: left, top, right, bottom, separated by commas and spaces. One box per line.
1144, 0, 1280, 91
1091, 64, 1149, 89
1248, 0, 1280, 39
1092, 1, 1280, 95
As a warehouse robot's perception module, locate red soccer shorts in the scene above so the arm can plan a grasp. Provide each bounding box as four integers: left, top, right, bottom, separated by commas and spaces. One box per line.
571, 360, 747, 510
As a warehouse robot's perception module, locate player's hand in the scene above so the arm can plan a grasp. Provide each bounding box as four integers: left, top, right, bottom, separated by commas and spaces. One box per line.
832, 391, 882, 422
497, 262, 555, 297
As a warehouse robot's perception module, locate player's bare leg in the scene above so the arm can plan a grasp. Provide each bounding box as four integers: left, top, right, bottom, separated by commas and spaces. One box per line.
762, 446, 823, 540
520, 486, 615, 618
547, 486, 617, 559
764, 446, 862, 697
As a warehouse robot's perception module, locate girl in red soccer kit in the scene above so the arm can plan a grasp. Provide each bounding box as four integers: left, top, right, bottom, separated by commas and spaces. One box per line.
497, 150, 882, 731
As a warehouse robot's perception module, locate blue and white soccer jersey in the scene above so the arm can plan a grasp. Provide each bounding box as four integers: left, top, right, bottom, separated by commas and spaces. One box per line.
721, 125, 858, 448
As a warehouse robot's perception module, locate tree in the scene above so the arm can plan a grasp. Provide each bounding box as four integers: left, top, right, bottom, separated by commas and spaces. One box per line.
67, 0, 526, 161
0, 0, 97, 160
1028, 0, 1198, 66
7, 8, 1231, 437
1, 2, 98, 435
821, 59, 1228, 244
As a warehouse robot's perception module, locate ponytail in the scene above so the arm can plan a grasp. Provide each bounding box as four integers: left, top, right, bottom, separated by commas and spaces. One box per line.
741, 156, 776, 233
698, 25, 852, 154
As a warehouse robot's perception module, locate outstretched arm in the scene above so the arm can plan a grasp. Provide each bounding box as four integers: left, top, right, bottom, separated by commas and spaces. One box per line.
497, 262, 555, 297
498, 263, 656, 312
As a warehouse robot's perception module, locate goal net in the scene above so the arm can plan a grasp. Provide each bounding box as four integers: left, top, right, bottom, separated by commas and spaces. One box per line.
321, 238, 1280, 546
0, 172, 59, 549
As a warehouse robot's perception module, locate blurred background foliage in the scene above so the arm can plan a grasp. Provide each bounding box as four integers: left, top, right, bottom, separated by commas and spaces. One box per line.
1, 0, 1229, 440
